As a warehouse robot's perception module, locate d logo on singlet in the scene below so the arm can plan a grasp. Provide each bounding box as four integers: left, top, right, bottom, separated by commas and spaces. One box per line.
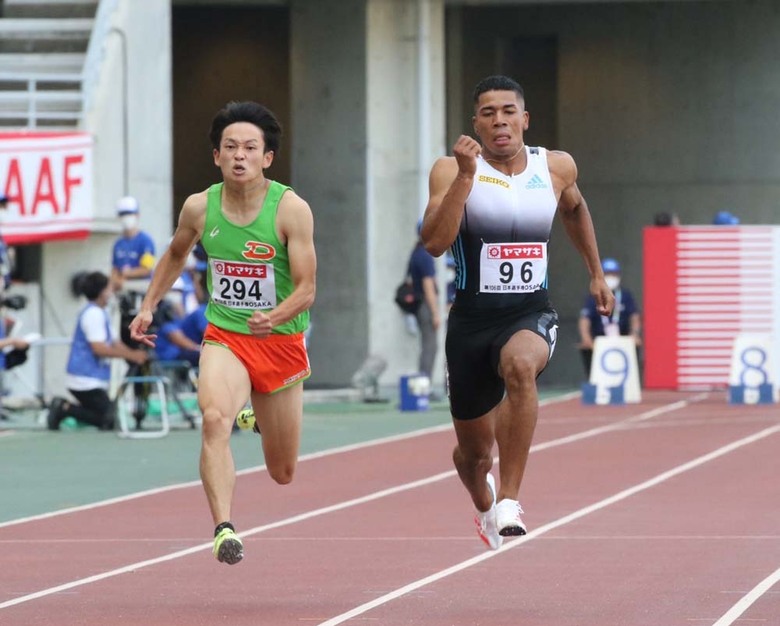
242, 241, 276, 261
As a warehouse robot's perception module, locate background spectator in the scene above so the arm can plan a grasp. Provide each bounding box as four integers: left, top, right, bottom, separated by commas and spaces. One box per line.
445, 252, 456, 312
712, 210, 740, 225
578, 257, 642, 377
653, 211, 680, 227
407, 219, 441, 385
110, 196, 156, 291
154, 269, 208, 368
0, 194, 14, 290
47, 271, 147, 431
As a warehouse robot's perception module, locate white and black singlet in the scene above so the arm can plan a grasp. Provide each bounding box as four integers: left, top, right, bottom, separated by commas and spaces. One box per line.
450, 146, 557, 312
446, 146, 560, 420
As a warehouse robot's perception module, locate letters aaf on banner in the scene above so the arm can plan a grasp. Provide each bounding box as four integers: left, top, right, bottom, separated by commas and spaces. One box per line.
0, 132, 93, 244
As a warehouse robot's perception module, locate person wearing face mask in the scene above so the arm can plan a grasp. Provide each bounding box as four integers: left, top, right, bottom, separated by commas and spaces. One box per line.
578, 257, 642, 377
110, 196, 156, 292
47, 271, 148, 431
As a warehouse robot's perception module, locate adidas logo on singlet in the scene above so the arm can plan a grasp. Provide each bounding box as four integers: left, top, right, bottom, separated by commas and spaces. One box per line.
525, 174, 547, 190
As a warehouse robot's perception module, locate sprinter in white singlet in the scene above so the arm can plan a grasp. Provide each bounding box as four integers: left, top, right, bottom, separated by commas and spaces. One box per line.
421, 75, 614, 550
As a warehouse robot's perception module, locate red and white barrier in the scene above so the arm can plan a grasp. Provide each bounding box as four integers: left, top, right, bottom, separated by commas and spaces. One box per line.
643, 225, 780, 396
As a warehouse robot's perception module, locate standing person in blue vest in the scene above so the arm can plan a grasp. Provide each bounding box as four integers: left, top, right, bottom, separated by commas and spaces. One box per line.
110, 196, 156, 292
578, 257, 642, 377
407, 218, 442, 386
47, 271, 148, 431
421, 75, 614, 550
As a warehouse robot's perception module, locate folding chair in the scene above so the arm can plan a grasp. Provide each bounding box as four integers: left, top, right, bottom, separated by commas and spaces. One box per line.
151, 359, 200, 429
115, 374, 173, 439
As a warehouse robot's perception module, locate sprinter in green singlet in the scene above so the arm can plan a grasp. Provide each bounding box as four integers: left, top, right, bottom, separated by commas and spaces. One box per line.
129, 101, 316, 565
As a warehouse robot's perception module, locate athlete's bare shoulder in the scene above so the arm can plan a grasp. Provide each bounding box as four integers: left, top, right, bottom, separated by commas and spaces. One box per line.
278, 186, 312, 216
430, 155, 459, 177
277, 186, 314, 244
182, 189, 209, 213
428, 155, 460, 191
546, 149, 578, 190
178, 189, 209, 236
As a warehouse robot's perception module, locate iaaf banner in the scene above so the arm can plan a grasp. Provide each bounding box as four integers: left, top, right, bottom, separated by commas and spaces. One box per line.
0, 131, 93, 244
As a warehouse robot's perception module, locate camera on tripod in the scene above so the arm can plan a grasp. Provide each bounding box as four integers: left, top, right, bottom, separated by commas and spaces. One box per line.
118, 289, 177, 349
1, 294, 27, 311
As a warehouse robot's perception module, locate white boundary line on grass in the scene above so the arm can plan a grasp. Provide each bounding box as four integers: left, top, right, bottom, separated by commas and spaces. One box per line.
318, 422, 780, 626
0, 392, 580, 530
0, 393, 698, 610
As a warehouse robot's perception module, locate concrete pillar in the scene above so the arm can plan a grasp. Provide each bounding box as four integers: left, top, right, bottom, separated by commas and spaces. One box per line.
291, 0, 446, 389
366, 0, 447, 388
290, 0, 370, 386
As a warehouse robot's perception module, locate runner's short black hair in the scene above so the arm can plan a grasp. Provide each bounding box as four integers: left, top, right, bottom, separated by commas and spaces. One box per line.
209, 101, 282, 154
472, 75, 525, 105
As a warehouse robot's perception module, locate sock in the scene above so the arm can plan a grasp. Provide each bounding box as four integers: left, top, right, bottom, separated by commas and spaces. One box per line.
214, 521, 235, 537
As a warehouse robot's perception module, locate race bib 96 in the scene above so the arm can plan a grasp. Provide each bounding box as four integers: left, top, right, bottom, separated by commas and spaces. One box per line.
479, 242, 547, 293
210, 259, 277, 309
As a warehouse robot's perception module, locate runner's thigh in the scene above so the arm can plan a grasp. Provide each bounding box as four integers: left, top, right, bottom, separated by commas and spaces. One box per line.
252, 382, 304, 467
198, 342, 252, 420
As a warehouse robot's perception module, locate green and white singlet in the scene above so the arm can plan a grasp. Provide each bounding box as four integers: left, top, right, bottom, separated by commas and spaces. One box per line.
201, 181, 309, 336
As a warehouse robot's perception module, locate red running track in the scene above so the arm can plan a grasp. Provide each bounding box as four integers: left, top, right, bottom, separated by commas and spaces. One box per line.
1, 391, 779, 625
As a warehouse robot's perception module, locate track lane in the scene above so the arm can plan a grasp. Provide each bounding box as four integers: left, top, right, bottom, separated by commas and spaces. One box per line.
4, 392, 777, 625
0, 393, 697, 608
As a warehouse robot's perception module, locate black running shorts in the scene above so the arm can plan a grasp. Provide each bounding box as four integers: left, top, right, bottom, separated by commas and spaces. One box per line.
445, 306, 559, 421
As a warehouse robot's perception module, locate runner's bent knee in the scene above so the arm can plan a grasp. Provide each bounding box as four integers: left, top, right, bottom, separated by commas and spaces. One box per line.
267, 461, 296, 485
200, 406, 236, 440
501, 353, 539, 388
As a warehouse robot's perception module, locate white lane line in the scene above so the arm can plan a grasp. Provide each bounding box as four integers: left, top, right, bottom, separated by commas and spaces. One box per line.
317, 423, 780, 626
0, 468, 458, 609
0, 393, 690, 609
0, 392, 579, 530
531, 393, 709, 453
712, 566, 780, 625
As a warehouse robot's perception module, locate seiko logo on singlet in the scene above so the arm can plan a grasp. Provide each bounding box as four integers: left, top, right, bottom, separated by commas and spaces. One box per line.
525, 174, 547, 190
478, 175, 510, 189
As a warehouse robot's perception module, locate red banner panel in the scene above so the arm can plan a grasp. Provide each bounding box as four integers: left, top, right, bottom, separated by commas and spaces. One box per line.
643, 226, 777, 389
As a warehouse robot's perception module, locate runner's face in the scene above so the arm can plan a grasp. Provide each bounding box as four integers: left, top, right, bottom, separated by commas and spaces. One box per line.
473, 90, 529, 158
213, 122, 274, 183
